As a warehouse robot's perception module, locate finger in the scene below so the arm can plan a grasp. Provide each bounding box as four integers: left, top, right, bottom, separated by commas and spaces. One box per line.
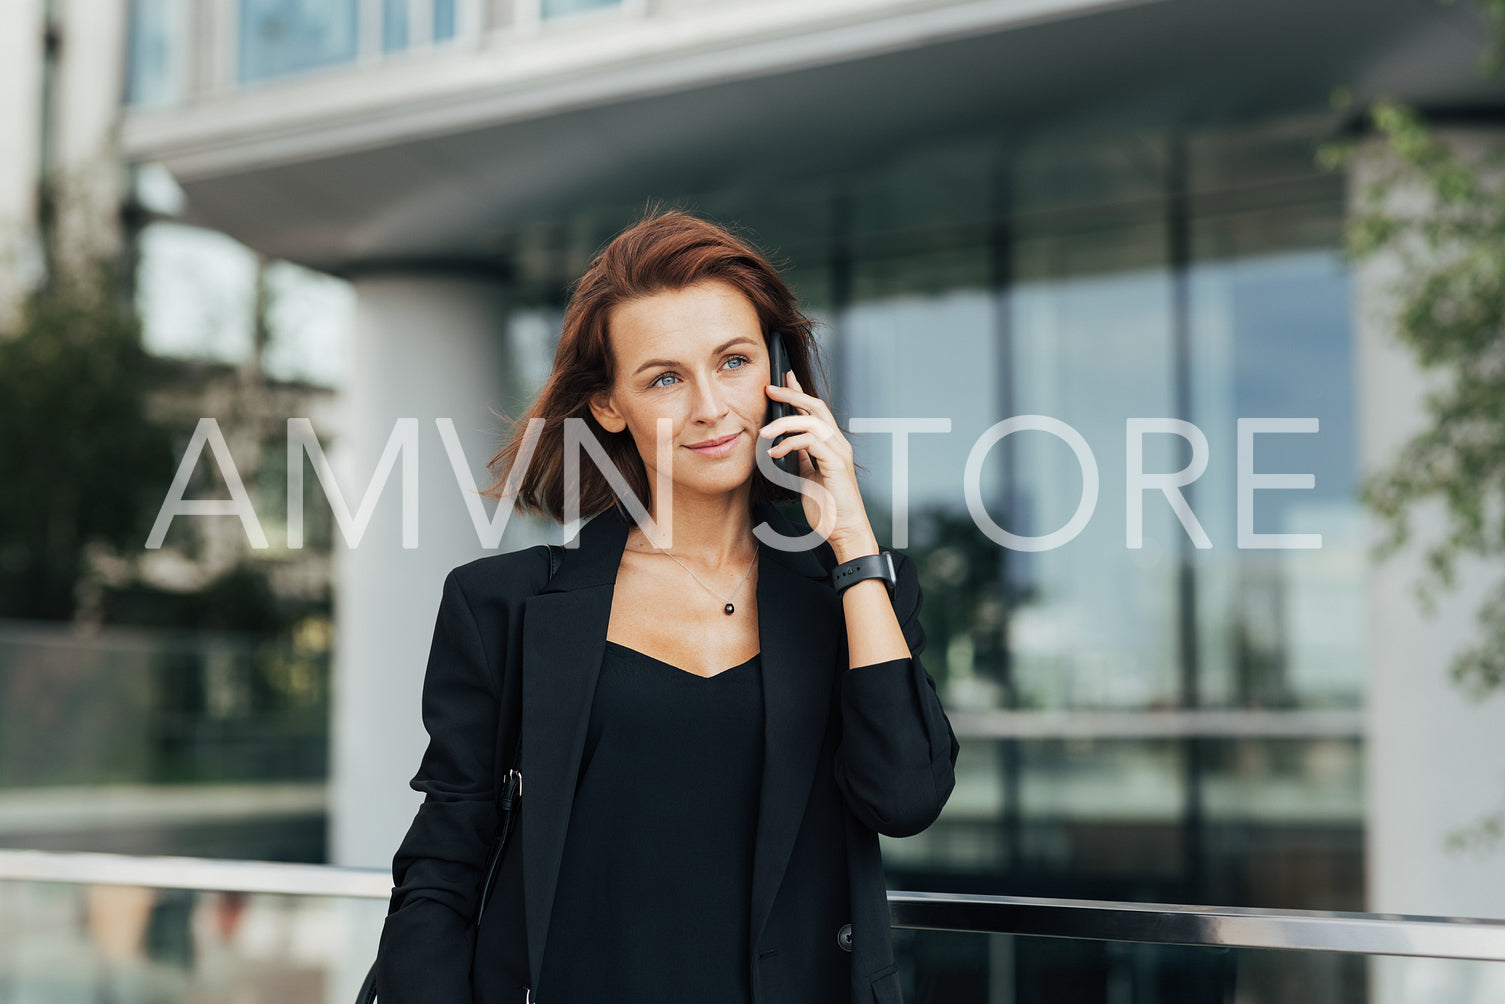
786, 376, 838, 427
766, 414, 853, 461
769, 434, 822, 477
760, 413, 829, 438
767, 380, 837, 426
795, 441, 820, 476
764, 414, 839, 445
769, 430, 846, 464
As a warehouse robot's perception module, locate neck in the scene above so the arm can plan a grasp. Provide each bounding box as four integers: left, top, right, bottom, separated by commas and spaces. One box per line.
633, 483, 757, 566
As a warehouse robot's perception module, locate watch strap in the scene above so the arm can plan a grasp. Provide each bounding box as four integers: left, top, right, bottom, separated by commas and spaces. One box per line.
831, 550, 897, 595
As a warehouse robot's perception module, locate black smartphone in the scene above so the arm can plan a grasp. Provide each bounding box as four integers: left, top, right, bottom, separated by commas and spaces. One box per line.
766, 330, 799, 477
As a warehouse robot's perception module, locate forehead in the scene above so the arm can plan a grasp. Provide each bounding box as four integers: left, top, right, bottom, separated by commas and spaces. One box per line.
608, 279, 762, 357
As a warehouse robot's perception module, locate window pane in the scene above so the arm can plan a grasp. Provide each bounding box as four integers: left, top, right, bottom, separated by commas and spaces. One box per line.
126, 0, 181, 107
898, 930, 1385, 1004
1010, 227, 1180, 711
238, 0, 360, 83
0, 883, 383, 1000
1187, 245, 1361, 710
434, 0, 457, 39
540, 0, 619, 19
382, 0, 408, 51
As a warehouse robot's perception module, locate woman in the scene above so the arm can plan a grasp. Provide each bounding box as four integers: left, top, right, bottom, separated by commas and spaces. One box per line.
374, 209, 958, 1004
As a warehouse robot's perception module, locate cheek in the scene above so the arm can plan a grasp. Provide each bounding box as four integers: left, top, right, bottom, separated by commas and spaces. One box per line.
625, 400, 685, 442
739, 382, 770, 418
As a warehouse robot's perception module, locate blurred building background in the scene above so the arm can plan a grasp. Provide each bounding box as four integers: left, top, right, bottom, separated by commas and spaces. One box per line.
2, 0, 1504, 1001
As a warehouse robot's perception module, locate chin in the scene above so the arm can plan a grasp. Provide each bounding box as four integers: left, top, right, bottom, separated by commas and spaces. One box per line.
676, 467, 756, 499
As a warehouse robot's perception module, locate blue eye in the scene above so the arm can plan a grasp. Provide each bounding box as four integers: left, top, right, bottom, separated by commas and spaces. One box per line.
649, 355, 749, 388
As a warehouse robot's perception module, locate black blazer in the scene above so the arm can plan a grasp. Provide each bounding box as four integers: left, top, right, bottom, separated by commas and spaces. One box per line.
376, 499, 959, 1004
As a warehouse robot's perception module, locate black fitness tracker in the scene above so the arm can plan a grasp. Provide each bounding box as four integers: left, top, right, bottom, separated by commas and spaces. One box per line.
831, 550, 897, 597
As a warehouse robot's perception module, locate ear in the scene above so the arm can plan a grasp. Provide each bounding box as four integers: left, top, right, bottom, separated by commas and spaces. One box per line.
588, 389, 627, 434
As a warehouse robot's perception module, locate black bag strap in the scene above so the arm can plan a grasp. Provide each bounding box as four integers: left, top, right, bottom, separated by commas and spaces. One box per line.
474, 542, 562, 928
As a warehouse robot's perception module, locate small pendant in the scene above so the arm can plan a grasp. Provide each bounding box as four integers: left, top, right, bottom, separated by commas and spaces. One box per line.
724, 602, 735, 615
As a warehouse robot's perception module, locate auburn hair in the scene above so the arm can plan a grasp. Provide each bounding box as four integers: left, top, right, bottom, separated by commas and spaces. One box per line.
481, 206, 829, 524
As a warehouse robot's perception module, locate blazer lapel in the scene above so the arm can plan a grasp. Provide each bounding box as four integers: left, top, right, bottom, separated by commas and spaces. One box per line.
519, 506, 628, 987
748, 525, 842, 946
516, 501, 837, 985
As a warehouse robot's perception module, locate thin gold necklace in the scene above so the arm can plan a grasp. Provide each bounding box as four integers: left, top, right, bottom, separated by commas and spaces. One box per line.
631, 533, 759, 615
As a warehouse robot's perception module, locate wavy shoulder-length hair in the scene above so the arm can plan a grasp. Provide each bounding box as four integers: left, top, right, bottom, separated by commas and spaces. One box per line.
481, 207, 829, 524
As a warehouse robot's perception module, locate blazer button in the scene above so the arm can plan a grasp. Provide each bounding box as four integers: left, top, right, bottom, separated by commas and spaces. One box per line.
837, 923, 853, 952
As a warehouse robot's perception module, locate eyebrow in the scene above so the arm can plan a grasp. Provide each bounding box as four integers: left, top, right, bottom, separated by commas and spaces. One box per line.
632, 336, 759, 377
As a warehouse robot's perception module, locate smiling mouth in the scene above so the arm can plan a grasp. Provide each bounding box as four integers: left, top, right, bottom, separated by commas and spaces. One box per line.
686, 430, 743, 454
685, 432, 741, 451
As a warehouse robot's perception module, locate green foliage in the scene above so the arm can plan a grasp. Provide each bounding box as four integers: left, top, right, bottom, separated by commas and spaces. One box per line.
1482, 0, 1505, 74
0, 256, 181, 621
1319, 26, 1505, 700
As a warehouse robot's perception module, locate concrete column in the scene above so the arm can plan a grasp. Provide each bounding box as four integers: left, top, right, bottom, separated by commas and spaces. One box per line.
1355, 128, 1505, 1003
53, 0, 129, 259
0, 0, 42, 324
330, 272, 535, 870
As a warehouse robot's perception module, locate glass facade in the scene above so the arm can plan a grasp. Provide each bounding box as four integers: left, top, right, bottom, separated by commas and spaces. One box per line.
0, 622, 330, 859
0, 880, 383, 1002
6, 879, 1501, 1004
498, 114, 1364, 916
381, 0, 408, 51
382, 0, 458, 51
541, 0, 622, 19
893, 930, 1499, 1004
235, 0, 461, 82
125, 0, 183, 107
238, 0, 361, 84
125, 0, 629, 100
434, 0, 457, 40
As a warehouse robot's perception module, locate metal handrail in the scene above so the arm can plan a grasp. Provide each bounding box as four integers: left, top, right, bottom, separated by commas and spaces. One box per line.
0, 848, 386, 898
2, 849, 1503, 962
947, 708, 1363, 739
889, 891, 1505, 963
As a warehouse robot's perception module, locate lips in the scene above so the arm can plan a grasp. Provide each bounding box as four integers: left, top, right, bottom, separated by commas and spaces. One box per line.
685, 432, 740, 449
684, 432, 742, 458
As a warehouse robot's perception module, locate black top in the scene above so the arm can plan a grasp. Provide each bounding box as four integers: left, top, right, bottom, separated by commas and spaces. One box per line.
535, 640, 765, 1004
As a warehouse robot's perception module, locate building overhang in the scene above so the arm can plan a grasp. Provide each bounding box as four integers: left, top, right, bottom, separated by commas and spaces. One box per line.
121, 0, 1505, 273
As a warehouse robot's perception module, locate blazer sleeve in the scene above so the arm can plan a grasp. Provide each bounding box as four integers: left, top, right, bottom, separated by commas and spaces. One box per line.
375, 567, 501, 1003
832, 548, 960, 838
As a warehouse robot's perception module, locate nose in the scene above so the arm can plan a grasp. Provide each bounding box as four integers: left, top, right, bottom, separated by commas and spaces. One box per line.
690, 374, 730, 424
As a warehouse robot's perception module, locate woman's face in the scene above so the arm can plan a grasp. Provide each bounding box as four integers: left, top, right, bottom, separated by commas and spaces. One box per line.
589, 278, 773, 506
